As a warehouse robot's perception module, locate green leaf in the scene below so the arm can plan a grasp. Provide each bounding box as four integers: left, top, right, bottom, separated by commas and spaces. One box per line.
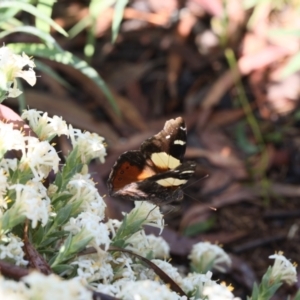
0, 8, 21, 26
51, 233, 73, 267
0, 26, 59, 48
35, 0, 56, 33
39, 236, 63, 248
51, 264, 75, 275
112, 214, 146, 247
54, 204, 73, 227
68, 15, 92, 39
7, 43, 119, 114
112, 0, 129, 43
51, 192, 73, 206
0, 1, 67, 37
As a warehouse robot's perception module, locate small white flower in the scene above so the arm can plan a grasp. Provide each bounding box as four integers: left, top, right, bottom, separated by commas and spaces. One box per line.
72, 253, 114, 283
0, 122, 26, 157
269, 252, 297, 285
67, 173, 106, 218
64, 212, 111, 250
189, 242, 231, 273
124, 231, 169, 259
116, 280, 187, 300
50, 115, 69, 135
146, 234, 170, 259
130, 201, 164, 233
182, 271, 240, 300
125, 230, 151, 257
9, 183, 50, 228
21, 110, 69, 140
0, 233, 28, 266
203, 282, 240, 300
0, 158, 18, 173
22, 271, 93, 300
181, 271, 212, 295
113, 254, 136, 281
95, 282, 119, 296
20, 136, 60, 179
106, 219, 122, 238
0, 46, 36, 99
150, 259, 183, 286
69, 125, 106, 163
0, 274, 27, 300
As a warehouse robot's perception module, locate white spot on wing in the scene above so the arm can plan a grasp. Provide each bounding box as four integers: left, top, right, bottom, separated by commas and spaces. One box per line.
174, 140, 186, 145
166, 135, 171, 139
180, 126, 186, 131
181, 170, 194, 174
151, 152, 180, 169
156, 178, 187, 187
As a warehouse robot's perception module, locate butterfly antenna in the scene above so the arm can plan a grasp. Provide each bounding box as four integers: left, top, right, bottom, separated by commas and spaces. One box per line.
183, 191, 201, 203
183, 191, 217, 211
163, 205, 177, 216
182, 174, 209, 190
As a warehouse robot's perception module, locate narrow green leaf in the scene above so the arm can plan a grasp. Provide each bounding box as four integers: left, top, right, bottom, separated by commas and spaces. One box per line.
52, 264, 74, 274
68, 15, 92, 39
0, 26, 60, 48
0, 13, 22, 27
112, 0, 128, 43
0, 1, 67, 37
54, 204, 73, 227
36, 0, 56, 33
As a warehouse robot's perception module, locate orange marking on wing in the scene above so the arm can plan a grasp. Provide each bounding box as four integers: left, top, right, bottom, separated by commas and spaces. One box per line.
112, 162, 155, 190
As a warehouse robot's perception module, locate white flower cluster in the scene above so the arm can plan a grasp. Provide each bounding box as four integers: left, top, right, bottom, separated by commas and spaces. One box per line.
189, 241, 232, 273
69, 125, 106, 164
182, 271, 240, 300
68, 200, 169, 285
0, 46, 36, 99
0, 107, 110, 269
0, 272, 92, 300
22, 110, 69, 141
269, 252, 297, 285
0, 233, 28, 266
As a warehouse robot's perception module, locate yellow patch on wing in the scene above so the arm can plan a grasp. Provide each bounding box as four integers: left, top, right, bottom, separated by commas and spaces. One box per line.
174, 140, 186, 145
156, 178, 187, 187
151, 152, 180, 169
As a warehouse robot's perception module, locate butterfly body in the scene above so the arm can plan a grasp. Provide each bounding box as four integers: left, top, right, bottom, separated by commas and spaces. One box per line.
107, 117, 196, 204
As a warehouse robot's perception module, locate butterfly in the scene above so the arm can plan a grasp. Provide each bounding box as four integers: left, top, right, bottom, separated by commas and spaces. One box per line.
107, 117, 196, 205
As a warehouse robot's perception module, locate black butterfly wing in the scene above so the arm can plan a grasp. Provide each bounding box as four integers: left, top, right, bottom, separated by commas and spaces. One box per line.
107, 150, 155, 197
135, 161, 197, 204
140, 117, 187, 171
107, 117, 196, 204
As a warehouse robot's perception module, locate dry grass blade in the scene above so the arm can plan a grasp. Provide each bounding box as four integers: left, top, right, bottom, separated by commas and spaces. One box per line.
23, 220, 52, 275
